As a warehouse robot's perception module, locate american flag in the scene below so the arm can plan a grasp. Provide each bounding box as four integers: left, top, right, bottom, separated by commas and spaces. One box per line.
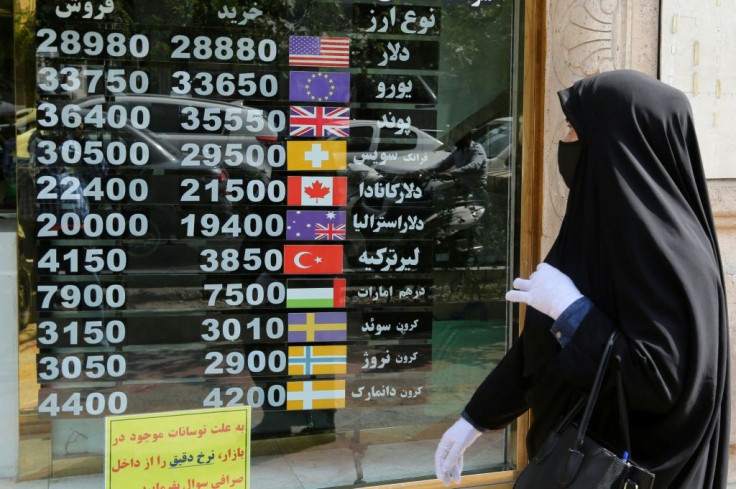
290, 106, 350, 138
289, 36, 350, 67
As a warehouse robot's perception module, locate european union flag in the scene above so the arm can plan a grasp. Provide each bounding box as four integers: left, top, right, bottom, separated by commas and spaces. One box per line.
289, 71, 350, 103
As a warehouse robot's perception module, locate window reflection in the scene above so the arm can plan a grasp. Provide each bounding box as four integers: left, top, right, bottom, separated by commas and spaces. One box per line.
12, 0, 518, 487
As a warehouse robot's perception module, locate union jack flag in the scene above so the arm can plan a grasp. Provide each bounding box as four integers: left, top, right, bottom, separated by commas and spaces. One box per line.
290, 106, 350, 138
315, 221, 346, 240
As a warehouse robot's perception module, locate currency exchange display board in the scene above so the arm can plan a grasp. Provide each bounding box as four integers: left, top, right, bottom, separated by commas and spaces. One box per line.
15, 0, 515, 486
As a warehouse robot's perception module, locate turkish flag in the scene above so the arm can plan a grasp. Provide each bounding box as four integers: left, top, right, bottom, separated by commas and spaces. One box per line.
284, 245, 344, 274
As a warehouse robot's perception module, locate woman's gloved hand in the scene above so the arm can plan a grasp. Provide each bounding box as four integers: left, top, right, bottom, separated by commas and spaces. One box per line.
506, 263, 583, 320
434, 417, 483, 486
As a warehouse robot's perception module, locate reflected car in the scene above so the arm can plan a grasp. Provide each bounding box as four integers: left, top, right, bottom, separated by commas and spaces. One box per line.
0, 100, 19, 138
74, 94, 282, 185
339, 119, 451, 174
15, 122, 231, 324
76, 94, 278, 152
472, 117, 512, 184
15, 108, 36, 133
17, 121, 231, 249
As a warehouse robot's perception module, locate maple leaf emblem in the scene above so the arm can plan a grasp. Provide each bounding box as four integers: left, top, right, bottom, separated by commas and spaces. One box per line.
305, 180, 331, 200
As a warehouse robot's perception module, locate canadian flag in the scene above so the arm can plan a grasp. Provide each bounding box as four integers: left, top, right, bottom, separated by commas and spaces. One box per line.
287, 176, 347, 206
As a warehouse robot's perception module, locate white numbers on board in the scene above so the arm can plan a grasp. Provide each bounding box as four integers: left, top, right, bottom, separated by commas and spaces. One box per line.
37, 213, 148, 238
37, 103, 150, 129
37, 177, 148, 202
200, 317, 285, 342
203, 350, 286, 375
179, 107, 284, 133
202, 282, 286, 307
199, 248, 283, 272
36, 139, 150, 166
38, 67, 149, 94
38, 392, 128, 416
37, 29, 150, 58
180, 178, 285, 204
38, 320, 126, 346
203, 386, 285, 409
38, 354, 126, 380
172, 71, 278, 98
180, 213, 284, 238
181, 142, 285, 169
37, 283, 126, 309
38, 248, 127, 273
170, 35, 277, 62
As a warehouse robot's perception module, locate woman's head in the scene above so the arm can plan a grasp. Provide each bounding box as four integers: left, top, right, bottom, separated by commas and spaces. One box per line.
556, 70, 706, 207
548, 69, 720, 307
558, 70, 695, 178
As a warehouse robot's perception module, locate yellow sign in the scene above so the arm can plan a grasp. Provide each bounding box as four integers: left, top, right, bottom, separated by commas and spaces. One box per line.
287, 140, 347, 171
105, 407, 251, 489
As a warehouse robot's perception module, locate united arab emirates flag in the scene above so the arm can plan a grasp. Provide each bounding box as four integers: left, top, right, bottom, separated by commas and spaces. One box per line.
286, 278, 346, 308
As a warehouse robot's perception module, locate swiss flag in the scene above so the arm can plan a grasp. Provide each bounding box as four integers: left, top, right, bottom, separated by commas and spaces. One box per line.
284, 245, 344, 274
287, 176, 347, 206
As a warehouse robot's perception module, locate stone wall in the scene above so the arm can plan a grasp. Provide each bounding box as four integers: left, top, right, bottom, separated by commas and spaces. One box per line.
542, 0, 660, 250
711, 181, 736, 480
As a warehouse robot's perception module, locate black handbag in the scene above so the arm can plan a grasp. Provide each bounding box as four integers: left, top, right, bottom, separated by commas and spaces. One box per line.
514, 332, 655, 489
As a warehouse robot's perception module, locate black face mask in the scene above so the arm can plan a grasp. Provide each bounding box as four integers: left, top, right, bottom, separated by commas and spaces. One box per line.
557, 140, 582, 188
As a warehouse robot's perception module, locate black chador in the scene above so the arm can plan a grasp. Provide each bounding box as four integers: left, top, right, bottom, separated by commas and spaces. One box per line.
465, 70, 730, 489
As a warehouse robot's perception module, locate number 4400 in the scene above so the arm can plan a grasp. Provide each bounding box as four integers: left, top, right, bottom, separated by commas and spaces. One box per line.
38, 391, 127, 417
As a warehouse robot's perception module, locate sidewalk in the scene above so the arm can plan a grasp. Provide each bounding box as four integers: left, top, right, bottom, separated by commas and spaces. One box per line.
4, 477, 733, 489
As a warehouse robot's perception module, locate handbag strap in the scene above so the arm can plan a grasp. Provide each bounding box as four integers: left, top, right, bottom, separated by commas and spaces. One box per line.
573, 330, 619, 451
616, 368, 632, 457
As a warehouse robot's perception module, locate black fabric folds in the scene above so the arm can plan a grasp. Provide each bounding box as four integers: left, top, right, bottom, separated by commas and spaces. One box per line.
464, 70, 729, 489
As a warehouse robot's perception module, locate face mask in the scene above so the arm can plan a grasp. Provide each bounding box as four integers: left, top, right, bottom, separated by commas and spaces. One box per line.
557, 140, 582, 188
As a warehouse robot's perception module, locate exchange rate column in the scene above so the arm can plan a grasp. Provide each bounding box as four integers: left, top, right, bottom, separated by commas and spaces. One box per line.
33, 5, 155, 419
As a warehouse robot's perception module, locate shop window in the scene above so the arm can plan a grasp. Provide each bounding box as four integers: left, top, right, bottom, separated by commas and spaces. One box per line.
12, 1, 521, 487
376, 127, 419, 151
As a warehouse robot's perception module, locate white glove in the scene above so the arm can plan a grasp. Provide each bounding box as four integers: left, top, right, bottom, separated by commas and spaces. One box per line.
435, 417, 483, 486
505, 263, 583, 320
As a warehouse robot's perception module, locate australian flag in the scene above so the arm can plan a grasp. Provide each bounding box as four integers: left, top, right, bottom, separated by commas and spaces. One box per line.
286, 210, 347, 241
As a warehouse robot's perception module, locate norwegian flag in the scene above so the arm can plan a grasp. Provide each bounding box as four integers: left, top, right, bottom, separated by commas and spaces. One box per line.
290, 106, 350, 138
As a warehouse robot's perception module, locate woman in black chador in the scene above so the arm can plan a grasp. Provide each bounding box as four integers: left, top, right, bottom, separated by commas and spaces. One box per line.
435, 70, 730, 489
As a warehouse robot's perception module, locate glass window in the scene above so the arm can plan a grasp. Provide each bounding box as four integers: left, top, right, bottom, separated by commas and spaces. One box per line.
146, 102, 182, 134
12, 1, 520, 487
1, 0, 15, 210
345, 124, 373, 153
376, 127, 419, 151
